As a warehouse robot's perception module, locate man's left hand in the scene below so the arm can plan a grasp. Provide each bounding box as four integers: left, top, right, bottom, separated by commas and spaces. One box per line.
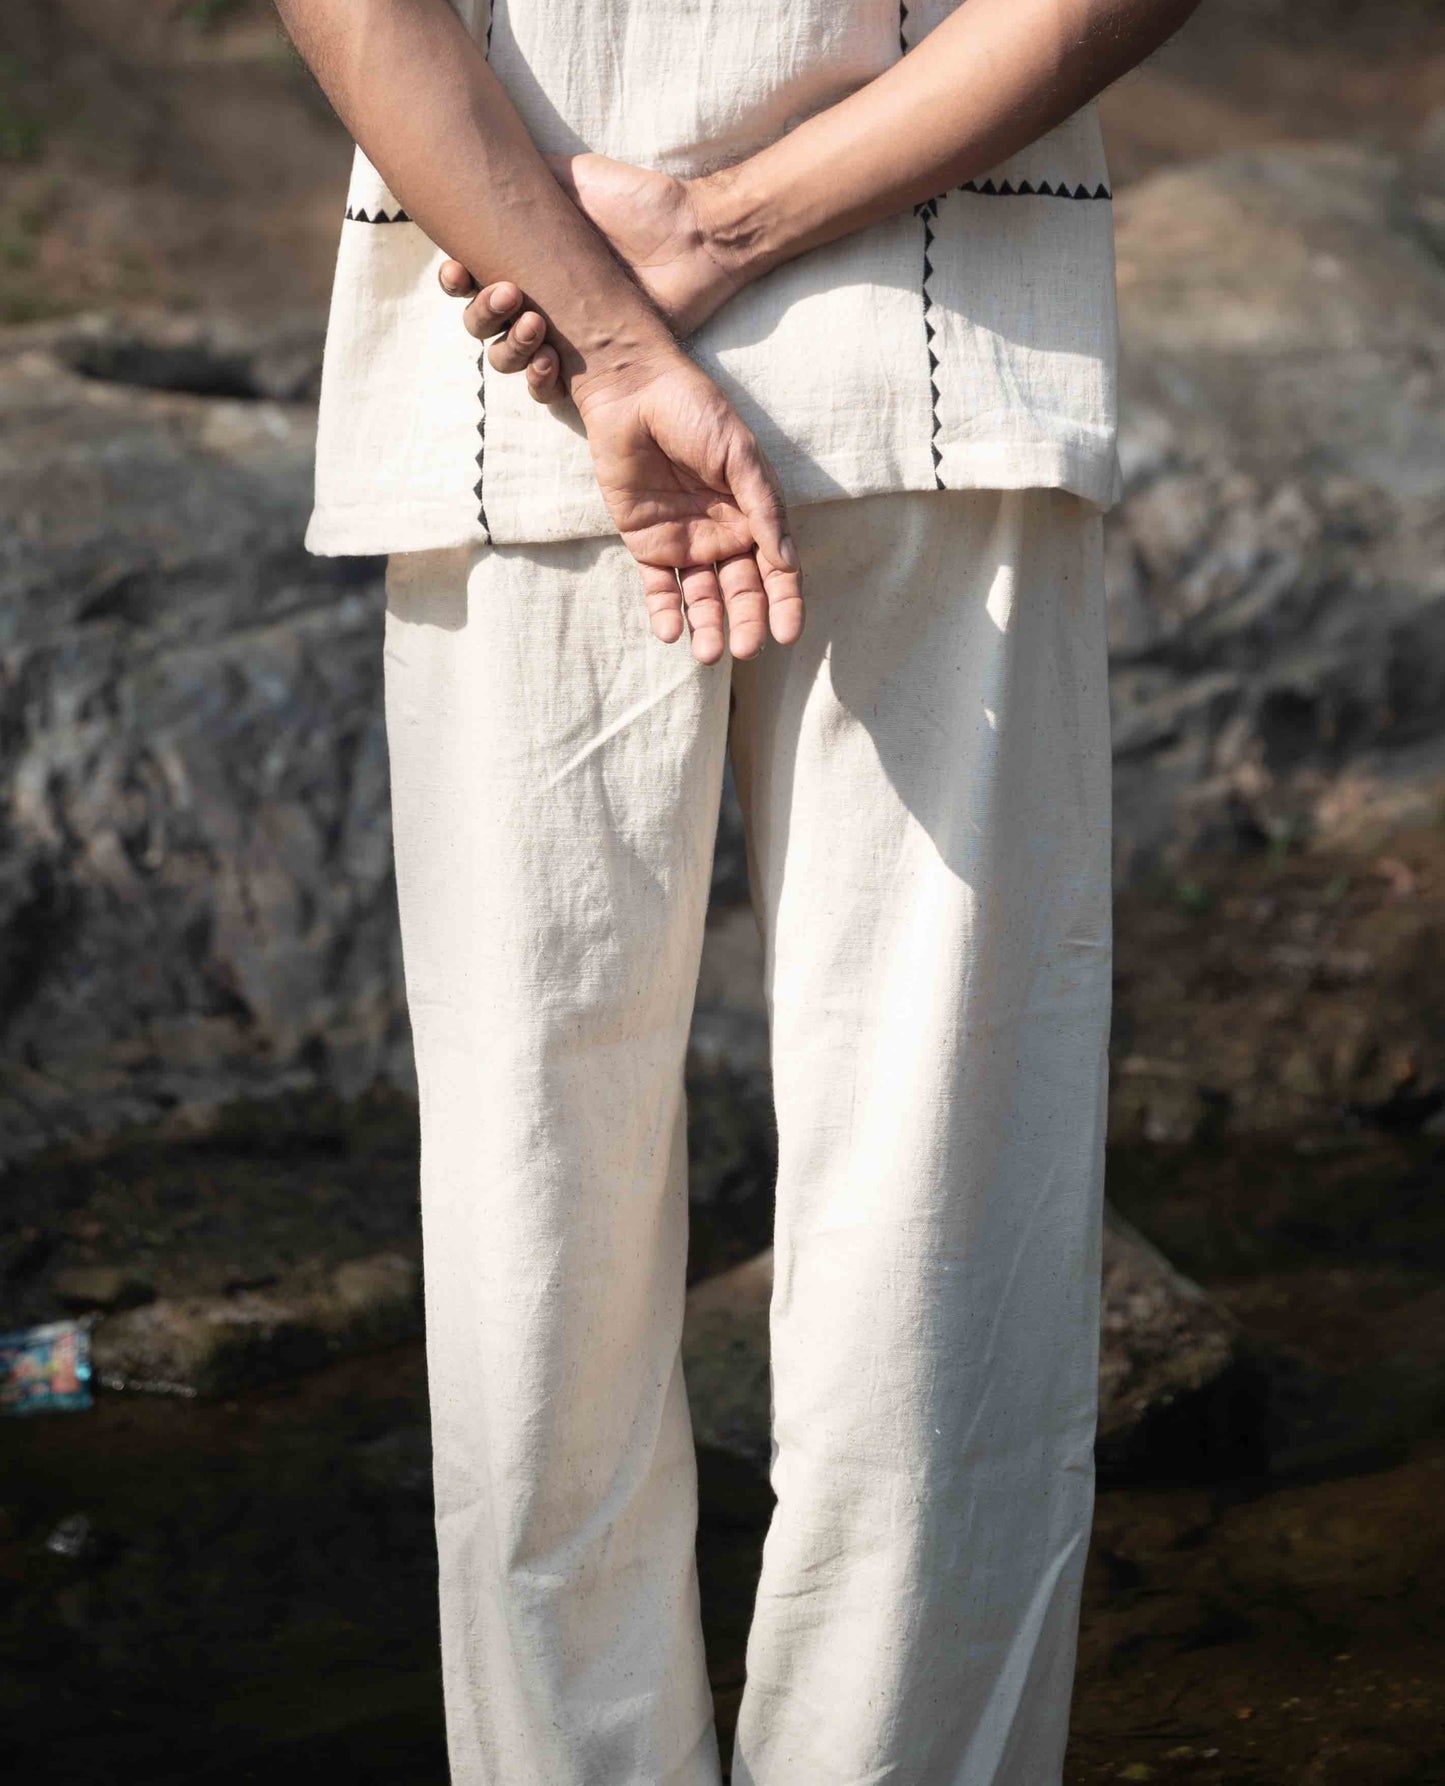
439, 152, 747, 403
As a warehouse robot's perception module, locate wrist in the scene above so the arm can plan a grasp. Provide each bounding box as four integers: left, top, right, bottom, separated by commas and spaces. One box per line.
566, 320, 680, 417
688, 156, 786, 287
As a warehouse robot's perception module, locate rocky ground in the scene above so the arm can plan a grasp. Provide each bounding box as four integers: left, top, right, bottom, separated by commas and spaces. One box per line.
4, 2, 1445, 1783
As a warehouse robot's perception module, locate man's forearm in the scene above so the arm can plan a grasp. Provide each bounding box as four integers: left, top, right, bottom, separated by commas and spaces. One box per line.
694, 0, 1202, 280
276, 0, 672, 397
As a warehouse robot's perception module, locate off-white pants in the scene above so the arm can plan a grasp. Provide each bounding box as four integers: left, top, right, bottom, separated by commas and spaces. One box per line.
382, 488, 1113, 1786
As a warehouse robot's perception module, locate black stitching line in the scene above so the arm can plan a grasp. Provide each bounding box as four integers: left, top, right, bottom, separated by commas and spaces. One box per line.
957, 177, 1112, 200
475, 1, 498, 537
474, 350, 492, 545
343, 206, 412, 223
901, 5, 943, 489
920, 197, 943, 490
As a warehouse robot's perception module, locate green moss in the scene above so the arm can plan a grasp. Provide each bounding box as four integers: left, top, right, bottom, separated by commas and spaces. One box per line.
0, 56, 44, 164
182, 0, 247, 32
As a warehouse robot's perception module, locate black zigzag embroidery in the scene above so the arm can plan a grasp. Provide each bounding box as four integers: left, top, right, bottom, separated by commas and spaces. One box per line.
919, 197, 943, 489
343, 205, 412, 223
475, 2, 499, 535
474, 350, 492, 546
901, 5, 943, 489
957, 178, 1112, 200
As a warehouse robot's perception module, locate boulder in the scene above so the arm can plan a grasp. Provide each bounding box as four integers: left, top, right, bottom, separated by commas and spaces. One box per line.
681, 1248, 774, 1469
1094, 1205, 1254, 1478
682, 1213, 1252, 1482
0, 315, 408, 1163
92, 1249, 421, 1398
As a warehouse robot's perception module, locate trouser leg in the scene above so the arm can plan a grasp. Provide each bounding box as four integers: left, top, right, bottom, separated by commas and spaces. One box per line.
727, 489, 1113, 1786
382, 539, 730, 1786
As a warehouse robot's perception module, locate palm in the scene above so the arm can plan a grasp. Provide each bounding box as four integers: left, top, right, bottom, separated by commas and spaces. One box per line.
437, 175, 802, 660
584, 365, 758, 568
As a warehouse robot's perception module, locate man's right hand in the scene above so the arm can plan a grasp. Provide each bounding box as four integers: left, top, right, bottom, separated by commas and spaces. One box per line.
570, 348, 803, 665
453, 280, 801, 664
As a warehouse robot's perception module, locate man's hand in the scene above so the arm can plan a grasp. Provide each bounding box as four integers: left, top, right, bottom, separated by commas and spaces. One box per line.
446, 202, 798, 665
440, 152, 745, 403
451, 292, 803, 660
446, 276, 569, 405
570, 348, 802, 665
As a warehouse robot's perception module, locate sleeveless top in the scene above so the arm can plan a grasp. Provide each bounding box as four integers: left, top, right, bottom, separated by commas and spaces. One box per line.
305, 0, 1120, 556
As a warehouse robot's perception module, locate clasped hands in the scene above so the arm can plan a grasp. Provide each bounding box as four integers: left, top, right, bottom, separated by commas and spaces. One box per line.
438, 153, 803, 665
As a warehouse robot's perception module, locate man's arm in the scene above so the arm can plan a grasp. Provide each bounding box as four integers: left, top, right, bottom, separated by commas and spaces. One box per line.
275, 0, 803, 663
443, 0, 1201, 361
275, 0, 671, 403
696, 0, 1204, 284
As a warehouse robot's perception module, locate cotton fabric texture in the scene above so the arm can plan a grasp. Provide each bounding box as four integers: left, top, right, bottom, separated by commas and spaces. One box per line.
383, 487, 1113, 1785
307, 0, 1121, 557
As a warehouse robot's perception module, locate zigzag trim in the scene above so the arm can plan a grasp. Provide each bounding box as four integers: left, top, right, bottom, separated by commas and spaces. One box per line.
900, 7, 943, 490
475, 2, 497, 536
343, 205, 412, 224
919, 197, 943, 490
957, 178, 1112, 200
474, 350, 492, 544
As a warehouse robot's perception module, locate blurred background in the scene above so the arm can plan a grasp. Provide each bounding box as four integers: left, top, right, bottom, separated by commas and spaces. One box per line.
2, 2, 1445, 1781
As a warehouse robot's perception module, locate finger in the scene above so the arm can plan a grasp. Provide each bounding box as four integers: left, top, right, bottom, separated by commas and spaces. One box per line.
438, 259, 478, 298
716, 552, 769, 661
639, 563, 685, 646
461, 282, 525, 341
526, 345, 564, 405
728, 438, 804, 644
487, 309, 549, 374
759, 553, 805, 647
678, 563, 726, 666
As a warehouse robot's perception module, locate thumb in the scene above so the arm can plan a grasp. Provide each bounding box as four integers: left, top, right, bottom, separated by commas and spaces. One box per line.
728, 432, 799, 577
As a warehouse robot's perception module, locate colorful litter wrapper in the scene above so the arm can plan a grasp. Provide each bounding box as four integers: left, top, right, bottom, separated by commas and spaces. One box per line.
0, 1318, 94, 1415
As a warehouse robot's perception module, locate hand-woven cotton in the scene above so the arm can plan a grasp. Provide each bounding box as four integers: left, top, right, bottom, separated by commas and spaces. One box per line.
383, 487, 1113, 1784
307, 0, 1121, 555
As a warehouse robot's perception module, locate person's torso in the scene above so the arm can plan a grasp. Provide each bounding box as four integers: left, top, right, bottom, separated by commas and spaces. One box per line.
307, 0, 1121, 556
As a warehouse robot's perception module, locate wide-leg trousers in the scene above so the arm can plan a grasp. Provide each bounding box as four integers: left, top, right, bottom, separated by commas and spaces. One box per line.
382, 487, 1113, 1786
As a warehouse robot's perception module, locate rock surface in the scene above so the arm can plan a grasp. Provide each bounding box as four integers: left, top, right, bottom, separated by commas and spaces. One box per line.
681, 1214, 1251, 1480
1109, 140, 1445, 880
1094, 1205, 1250, 1476
91, 1249, 421, 1398
0, 316, 405, 1163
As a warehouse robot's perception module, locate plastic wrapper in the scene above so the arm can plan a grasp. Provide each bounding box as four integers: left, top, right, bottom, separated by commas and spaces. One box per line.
0, 1318, 94, 1415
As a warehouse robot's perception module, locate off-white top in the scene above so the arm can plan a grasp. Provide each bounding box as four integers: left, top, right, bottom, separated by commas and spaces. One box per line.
306, 0, 1121, 556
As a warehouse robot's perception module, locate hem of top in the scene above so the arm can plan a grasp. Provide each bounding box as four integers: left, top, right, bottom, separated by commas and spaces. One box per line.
303, 441, 1122, 558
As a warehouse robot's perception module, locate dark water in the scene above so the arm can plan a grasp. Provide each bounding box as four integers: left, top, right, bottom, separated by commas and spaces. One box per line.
3, 1122, 1445, 1785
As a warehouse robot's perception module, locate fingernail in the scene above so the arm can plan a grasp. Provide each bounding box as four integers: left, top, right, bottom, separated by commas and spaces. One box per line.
777, 534, 798, 570
489, 288, 515, 313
